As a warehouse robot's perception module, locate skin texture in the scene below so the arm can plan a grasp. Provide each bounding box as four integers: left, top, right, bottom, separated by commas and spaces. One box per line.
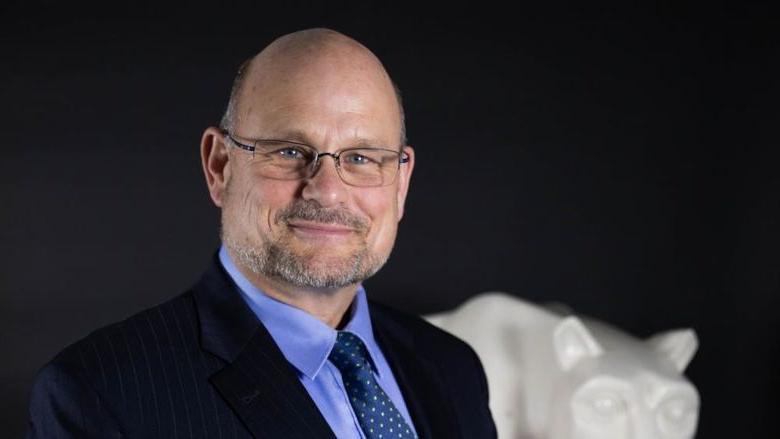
200, 29, 414, 328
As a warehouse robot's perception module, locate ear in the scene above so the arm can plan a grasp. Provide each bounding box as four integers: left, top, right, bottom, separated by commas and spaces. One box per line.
553, 316, 604, 371
201, 126, 231, 207
647, 329, 698, 372
395, 145, 415, 221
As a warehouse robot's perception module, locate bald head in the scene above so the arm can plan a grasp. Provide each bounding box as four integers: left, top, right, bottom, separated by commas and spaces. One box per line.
220, 28, 406, 145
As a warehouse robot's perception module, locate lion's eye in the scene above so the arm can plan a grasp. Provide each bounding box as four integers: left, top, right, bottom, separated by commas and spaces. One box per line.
572, 387, 629, 427
657, 395, 698, 436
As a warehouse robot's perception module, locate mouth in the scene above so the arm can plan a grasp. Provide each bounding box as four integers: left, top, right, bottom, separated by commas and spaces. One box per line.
286, 220, 358, 239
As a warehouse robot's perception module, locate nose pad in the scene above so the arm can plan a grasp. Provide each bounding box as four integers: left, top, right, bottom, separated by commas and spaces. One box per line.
307, 153, 340, 180
301, 153, 348, 206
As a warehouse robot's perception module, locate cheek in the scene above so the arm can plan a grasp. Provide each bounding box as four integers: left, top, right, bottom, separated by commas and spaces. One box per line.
226, 171, 299, 235
359, 188, 401, 246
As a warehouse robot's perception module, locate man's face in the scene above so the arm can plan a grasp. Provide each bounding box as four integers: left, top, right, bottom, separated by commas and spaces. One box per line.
218, 56, 413, 291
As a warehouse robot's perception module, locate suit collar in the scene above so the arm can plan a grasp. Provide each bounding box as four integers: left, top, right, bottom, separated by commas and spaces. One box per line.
192, 256, 259, 363
192, 255, 335, 438
369, 302, 463, 439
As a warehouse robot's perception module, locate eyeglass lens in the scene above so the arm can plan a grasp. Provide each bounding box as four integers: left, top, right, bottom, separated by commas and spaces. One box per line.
250, 141, 401, 187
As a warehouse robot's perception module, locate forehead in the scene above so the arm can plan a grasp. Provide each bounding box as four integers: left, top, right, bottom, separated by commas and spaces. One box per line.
568, 348, 696, 401
236, 47, 401, 145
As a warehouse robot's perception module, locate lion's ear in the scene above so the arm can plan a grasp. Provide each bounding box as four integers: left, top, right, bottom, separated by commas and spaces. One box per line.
553, 317, 603, 371
647, 329, 698, 372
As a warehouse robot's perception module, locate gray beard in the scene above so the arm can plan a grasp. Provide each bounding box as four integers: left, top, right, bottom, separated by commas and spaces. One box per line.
224, 230, 388, 291
221, 193, 391, 291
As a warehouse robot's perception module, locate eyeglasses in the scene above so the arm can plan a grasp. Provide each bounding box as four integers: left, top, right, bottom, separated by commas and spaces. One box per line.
223, 131, 409, 187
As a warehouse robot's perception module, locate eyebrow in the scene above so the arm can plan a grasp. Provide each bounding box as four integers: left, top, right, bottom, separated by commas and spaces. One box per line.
644, 380, 697, 409
263, 129, 392, 149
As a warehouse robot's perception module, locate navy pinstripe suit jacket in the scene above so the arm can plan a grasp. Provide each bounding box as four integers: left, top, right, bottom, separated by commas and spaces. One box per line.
27, 257, 497, 438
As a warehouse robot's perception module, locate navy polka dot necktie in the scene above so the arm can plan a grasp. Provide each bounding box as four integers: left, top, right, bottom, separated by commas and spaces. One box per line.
328, 331, 417, 439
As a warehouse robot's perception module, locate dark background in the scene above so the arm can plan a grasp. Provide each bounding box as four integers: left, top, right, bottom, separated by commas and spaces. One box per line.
2, 3, 777, 437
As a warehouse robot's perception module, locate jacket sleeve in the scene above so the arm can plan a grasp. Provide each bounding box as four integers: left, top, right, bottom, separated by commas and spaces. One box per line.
27, 359, 123, 439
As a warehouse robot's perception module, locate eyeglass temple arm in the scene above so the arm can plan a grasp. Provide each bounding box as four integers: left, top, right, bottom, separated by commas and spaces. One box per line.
221, 130, 256, 153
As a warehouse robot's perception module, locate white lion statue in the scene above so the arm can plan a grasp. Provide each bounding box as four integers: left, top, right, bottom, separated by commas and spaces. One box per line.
425, 292, 700, 439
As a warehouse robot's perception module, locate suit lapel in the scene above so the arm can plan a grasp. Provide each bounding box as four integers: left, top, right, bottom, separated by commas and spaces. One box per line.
209, 328, 336, 438
193, 258, 335, 438
371, 304, 462, 439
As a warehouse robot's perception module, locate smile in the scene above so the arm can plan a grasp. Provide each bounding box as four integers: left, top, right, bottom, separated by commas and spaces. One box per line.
287, 220, 358, 239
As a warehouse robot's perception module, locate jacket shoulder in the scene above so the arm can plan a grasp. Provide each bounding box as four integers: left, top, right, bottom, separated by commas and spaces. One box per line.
28, 291, 202, 437
368, 300, 482, 364
368, 300, 498, 438
47, 291, 199, 370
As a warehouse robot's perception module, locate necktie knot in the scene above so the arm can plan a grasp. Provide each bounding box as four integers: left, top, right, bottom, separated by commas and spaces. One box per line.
329, 331, 372, 374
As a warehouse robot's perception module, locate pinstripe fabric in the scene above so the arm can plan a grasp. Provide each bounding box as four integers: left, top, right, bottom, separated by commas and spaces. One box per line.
28, 294, 246, 438
26, 256, 497, 438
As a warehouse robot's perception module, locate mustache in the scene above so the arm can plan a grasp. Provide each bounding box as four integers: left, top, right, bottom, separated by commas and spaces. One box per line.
277, 200, 368, 231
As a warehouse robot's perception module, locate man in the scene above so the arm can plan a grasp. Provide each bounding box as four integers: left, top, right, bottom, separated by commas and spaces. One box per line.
27, 28, 497, 438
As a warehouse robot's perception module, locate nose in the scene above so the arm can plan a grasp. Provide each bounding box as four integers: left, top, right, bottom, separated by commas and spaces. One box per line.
300, 154, 348, 207
630, 410, 660, 439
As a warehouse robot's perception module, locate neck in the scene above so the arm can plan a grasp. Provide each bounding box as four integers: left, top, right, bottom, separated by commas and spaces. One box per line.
230, 253, 359, 328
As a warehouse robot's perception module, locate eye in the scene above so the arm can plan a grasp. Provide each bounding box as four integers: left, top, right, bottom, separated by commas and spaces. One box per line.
572, 389, 629, 425
342, 151, 375, 165
590, 391, 627, 419
275, 147, 308, 160
656, 395, 698, 436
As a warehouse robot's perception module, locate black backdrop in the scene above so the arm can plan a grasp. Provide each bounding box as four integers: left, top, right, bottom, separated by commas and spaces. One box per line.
2, 3, 777, 438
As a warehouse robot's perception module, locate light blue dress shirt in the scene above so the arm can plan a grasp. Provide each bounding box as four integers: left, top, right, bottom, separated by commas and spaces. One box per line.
218, 246, 418, 439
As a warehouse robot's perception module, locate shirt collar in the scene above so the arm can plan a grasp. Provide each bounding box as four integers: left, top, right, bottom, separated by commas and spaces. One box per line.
218, 245, 383, 379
